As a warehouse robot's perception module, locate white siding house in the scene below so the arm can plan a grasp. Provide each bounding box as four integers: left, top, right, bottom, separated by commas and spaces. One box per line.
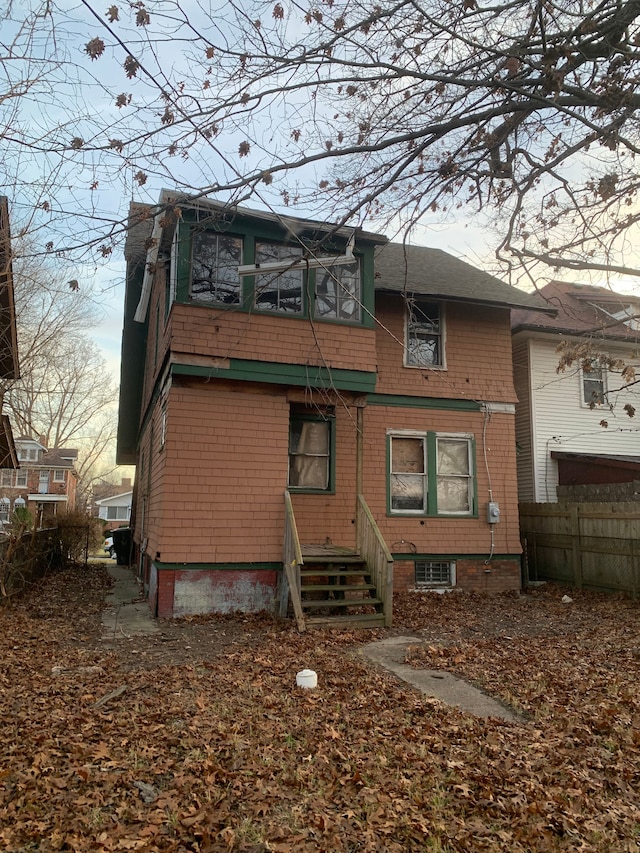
95, 491, 133, 526
512, 282, 640, 502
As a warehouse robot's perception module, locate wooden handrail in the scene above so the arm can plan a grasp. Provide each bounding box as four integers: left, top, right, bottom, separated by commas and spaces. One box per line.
356, 494, 393, 627
282, 490, 306, 631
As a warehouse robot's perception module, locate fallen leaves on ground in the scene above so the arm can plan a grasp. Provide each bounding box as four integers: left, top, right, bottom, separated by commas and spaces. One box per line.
2, 568, 640, 851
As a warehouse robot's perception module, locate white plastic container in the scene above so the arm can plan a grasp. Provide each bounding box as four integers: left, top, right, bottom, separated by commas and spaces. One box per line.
296, 669, 318, 689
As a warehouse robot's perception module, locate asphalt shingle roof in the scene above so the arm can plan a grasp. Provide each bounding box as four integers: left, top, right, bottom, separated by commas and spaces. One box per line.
374, 243, 552, 312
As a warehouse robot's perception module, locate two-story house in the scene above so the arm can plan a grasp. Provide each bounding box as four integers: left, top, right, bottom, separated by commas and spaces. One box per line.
0, 437, 78, 526
117, 191, 551, 624
512, 281, 640, 502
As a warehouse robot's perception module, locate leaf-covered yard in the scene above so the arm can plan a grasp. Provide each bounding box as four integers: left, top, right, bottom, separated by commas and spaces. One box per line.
2, 566, 640, 852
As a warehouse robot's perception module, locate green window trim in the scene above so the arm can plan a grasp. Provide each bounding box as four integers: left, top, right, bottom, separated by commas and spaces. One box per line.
171, 219, 373, 328
288, 412, 336, 494
386, 430, 478, 518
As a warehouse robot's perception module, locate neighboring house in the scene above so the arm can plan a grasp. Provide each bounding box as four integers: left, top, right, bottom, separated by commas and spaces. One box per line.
0, 197, 20, 474
0, 437, 78, 526
512, 281, 640, 502
90, 476, 133, 517
95, 491, 133, 530
117, 191, 550, 621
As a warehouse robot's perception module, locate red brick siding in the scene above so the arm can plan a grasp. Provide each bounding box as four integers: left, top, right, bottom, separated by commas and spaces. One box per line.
393, 558, 520, 594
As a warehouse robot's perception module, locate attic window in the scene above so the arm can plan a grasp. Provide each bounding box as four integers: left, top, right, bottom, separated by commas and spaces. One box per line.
191, 231, 242, 305
405, 300, 443, 368
254, 242, 303, 314
315, 260, 361, 322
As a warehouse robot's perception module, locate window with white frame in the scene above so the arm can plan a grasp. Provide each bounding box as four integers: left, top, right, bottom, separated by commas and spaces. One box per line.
388, 431, 475, 516
389, 435, 427, 512
53, 470, 65, 483
582, 359, 606, 407
191, 231, 242, 304
436, 436, 473, 514
0, 498, 10, 522
107, 505, 130, 521
406, 299, 443, 367
15, 470, 27, 487
315, 260, 361, 322
415, 560, 455, 587
254, 242, 303, 314
0, 470, 12, 487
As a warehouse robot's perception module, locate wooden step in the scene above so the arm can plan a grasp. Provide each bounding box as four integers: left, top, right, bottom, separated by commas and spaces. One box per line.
305, 612, 386, 628
300, 583, 376, 593
300, 597, 383, 610
302, 554, 364, 565
300, 569, 367, 579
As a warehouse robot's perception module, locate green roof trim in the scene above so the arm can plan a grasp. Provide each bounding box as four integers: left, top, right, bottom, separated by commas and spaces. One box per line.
170, 358, 377, 393
153, 560, 281, 572
368, 393, 482, 411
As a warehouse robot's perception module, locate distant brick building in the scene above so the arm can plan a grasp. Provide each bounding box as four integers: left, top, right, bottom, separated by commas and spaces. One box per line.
0, 437, 78, 527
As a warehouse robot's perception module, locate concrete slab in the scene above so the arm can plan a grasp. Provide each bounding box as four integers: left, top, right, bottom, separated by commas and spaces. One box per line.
359, 635, 518, 722
101, 564, 159, 640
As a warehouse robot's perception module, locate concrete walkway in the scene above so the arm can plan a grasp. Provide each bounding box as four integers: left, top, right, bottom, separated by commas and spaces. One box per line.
359, 635, 518, 722
101, 562, 159, 642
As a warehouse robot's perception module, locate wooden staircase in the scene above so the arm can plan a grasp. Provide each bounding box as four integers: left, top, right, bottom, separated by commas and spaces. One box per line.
282, 491, 393, 631
299, 545, 386, 628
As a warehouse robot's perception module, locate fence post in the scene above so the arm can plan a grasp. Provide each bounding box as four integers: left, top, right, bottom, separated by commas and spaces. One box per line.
570, 505, 582, 589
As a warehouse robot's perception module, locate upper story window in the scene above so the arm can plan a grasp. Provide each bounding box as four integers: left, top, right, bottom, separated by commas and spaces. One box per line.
191, 231, 242, 305
582, 360, 606, 407
53, 470, 65, 483
406, 300, 443, 368
254, 242, 303, 314
315, 261, 361, 322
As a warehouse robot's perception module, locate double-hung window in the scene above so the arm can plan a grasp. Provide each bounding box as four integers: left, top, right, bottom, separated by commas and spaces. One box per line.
388, 431, 475, 516
436, 436, 473, 514
582, 359, 606, 407
15, 470, 27, 488
406, 300, 443, 367
191, 231, 242, 304
315, 260, 361, 322
389, 435, 427, 512
254, 242, 303, 314
288, 414, 334, 491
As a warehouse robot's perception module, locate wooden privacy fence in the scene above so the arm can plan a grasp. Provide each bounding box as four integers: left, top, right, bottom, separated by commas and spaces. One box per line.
520, 502, 640, 595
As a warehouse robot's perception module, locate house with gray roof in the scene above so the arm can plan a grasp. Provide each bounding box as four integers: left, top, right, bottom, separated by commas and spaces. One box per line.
118, 192, 550, 624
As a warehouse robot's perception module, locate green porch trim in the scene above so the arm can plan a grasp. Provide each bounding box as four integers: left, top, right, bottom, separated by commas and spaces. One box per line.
153, 560, 281, 572
170, 359, 377, 392
368, 393, 482, 411
391, 553, 521, 561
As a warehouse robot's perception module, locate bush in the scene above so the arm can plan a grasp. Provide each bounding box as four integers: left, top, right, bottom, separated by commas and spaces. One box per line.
55, 510, 102, 562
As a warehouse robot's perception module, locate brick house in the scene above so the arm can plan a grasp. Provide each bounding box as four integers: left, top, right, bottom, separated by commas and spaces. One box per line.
0, 437, 78, 527
117, 192, 550, 624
